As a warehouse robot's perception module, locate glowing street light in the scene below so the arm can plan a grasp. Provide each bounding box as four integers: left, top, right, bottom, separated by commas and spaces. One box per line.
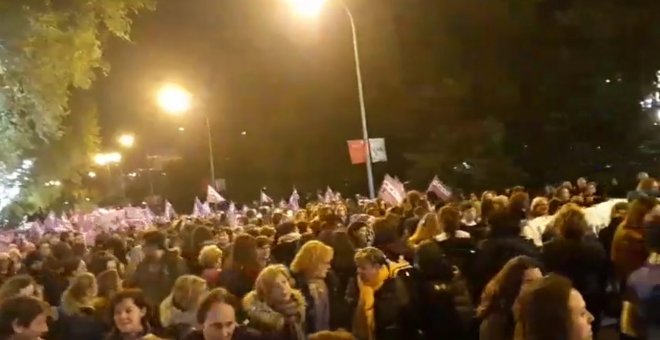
157, 84, 192, 115
289, 0, 325, 17
118, 134, 135, 148
286, 0, 375, 197
94, 152, 122, 166
88, 171, 97, 178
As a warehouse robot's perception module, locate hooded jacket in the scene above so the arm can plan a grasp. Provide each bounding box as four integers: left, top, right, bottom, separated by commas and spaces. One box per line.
242, 289, 306, 340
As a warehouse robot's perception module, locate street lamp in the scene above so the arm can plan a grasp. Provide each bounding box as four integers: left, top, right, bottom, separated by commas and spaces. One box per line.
88, 171, 96, 178
288, 0, 375, 197
118, 134, 135, 148
156, 83, 216, 188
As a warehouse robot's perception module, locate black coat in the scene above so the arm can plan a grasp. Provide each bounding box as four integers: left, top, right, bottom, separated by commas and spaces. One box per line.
293, 271, 349, 333
217, 267, 257, 300
472, 236, 539, 304
183, 326, 263, 340
346, 265, 421, 340
542, 238, 607, 330
53, 306, 107, 340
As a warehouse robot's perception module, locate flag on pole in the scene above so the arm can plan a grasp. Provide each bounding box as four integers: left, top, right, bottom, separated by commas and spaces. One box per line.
289, 188, 300, 211
260, 189, 273, 204
324, 187, 336, 203
206, 185, 226, 204
427, 176, 452, 202
192, 197, 204, 217
378, 174, 405, 206
201, 201, 212, 216
164, 200, 177, 220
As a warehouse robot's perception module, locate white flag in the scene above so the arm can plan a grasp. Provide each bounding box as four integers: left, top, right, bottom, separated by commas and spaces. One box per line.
207, 185, 226, 204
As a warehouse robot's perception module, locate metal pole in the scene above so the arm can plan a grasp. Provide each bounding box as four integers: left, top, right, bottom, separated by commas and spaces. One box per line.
340, 1, 375, 198
205, 114, 217, 189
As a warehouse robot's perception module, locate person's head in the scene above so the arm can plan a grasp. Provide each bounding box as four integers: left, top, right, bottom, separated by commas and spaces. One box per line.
171, 275, 208, 312
198, 245, 223, 270
225, 234, 258, 271
488, 210, 522, 238
557, 187, 571, 202
255, 236, 271, 266
308, 330, 356, 340
553, 203, 588, 240
638, 177, 659, 192
109, 289, 150, 335
291, 240, 333, 279
142, 230, 167, 260
610, 202, 629, 220
96, 269, 122, 299
409, 213, 440, 245
347, 221, 369, 248
438, 205, 461, 237
576, 177, 587, 189
516, 274, 594, 340
88, 251, 120, 276
37, 243, 50, 258
530, 197, 549, 218
354, 247, 388, 285
477, 256, 543, 318
585, 182, 597, 196
62, 273, 97, 314
624, 196, 658, 229
509, 191, 530, 217
254, 264, 294, 305
0, 276, 37, 301
460, 202, 478, 223
0, 295, 49, 339
196, 288, 239, 340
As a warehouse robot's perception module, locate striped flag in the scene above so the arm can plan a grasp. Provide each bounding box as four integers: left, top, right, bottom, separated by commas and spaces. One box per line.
260, 189, 273, 204
289, 188, 300, 211
428, 176, 452, 201
207, 185, 226, 204
378, 174, 405, 206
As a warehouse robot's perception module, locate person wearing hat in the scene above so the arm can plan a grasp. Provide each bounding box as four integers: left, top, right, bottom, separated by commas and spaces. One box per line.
127, 230, 189, 308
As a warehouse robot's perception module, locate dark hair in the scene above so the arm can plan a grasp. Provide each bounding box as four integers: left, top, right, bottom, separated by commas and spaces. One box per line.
0, 295, 47, 337
143, 230, 167, 250
107, 289, 151, 332
548, 198, 564, 215
96, 269, 121, 299
438, 205, 461, 239
195, 288, 239, 324
415, 240, 453, 281
218, 227, 234, 242
61, 256, 82, 277
51, 242, 73, 260
225, 235, 259, 272
274, 222, 297, 243
347, 221, 368, 248
477, 256, 542, 318
260, 226, 276, 238
517, 274, 574, 340
255, 236, 271, 249
88, 251, 119, 276
103, 236, 127, 264
624, 196, 658, 229
488, 210, 521, 237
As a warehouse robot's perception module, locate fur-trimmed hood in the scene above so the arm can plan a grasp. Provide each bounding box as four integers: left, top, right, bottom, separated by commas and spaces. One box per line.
242, 289, 306, 331
159, 294, 196, 328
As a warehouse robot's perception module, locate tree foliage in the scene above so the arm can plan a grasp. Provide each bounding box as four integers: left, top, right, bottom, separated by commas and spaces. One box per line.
0, 0, 155, 167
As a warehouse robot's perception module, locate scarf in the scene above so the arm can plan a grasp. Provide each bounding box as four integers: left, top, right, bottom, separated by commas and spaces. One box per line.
353, 265, 389, 340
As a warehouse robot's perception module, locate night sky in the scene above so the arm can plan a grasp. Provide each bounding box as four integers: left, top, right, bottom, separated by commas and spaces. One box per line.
94, 0, 399, 205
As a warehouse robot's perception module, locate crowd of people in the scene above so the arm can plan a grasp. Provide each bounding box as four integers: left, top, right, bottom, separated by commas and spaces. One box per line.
0, 175, 659, 340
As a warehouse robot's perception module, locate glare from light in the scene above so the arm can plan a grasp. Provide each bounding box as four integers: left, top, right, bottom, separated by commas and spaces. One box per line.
289, 0, 325, 17
128, 172, 138, 178
85, 197, 91, 201
118, 134, 135, 148
88, 171, 96, 178
94, 152, 122, 166
178, 127, 185, 132
656, 109, 660, 121
157, 84, 192, 115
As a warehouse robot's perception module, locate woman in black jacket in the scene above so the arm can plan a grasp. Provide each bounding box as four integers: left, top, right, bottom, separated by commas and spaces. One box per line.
541, 203, 607, 338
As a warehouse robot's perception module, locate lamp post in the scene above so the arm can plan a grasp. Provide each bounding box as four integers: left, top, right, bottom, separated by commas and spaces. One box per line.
157, 84, 216, 189
288, 0, 375, 198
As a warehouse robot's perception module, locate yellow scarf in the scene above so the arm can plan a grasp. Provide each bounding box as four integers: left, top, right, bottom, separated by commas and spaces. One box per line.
354, 265, 390, 340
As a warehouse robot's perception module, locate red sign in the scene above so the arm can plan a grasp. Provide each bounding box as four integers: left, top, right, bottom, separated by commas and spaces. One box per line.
347, 140, 367, 164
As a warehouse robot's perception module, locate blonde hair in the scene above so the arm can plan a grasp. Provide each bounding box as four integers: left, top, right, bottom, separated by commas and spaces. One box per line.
254, 264, 293, 301
553, 203, 588, 239
62, 272, 96, 315
290, 241, 333, 275
198, 245, 223, 269
409, 213, 440, 246
171, 275, 207, 311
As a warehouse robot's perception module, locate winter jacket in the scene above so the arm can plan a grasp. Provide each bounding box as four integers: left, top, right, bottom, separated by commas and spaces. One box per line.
128, 252, 189, 308
612, 223, 648, 282
472, 236, 539, 304
542, 238, 607, 334
346, 261, 421, 340
159, 294, 197, 336
217, 267, 258, 300
292, 271, 349, 333
242, 290, 306, 340
54, 304, 107, 340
